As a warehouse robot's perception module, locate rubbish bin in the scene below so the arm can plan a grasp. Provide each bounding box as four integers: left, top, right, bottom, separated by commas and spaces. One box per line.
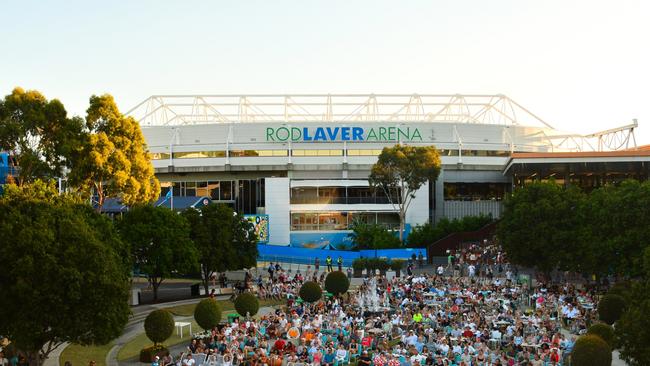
190, 283, 200, 297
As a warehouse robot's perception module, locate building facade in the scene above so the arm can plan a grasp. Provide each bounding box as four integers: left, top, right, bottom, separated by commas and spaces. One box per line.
129, 94, 643, 248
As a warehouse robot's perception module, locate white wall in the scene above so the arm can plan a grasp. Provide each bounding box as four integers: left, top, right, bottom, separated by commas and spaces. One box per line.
406, 181, 430, 226
265, 177, 290, 245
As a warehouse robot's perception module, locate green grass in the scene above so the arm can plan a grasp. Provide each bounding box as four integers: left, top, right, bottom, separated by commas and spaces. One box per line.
59, 342, 114, 366
117, 321, 199, 362
119, 298, 285, 362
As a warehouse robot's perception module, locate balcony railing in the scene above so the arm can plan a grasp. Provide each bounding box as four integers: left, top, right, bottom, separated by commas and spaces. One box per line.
290, 196, 392, 205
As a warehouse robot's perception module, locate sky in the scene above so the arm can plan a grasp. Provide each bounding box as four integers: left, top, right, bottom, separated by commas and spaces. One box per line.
1, 0, 649, 143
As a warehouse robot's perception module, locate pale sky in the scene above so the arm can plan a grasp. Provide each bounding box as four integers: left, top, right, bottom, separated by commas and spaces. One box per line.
1, 0, 649, 143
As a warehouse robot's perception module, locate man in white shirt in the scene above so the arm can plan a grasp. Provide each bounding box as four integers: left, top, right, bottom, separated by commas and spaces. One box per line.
335, 344, 348, 362
182, 354, 195, 366
468, 264, 476, 277
437, 265, 444, 276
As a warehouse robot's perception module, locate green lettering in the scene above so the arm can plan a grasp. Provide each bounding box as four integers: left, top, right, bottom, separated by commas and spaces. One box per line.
388, 127, 396, 141
398, 127, 410, 141
367, 128, 377, 141
379, 127, 387, 141
291, 127, 302, 141
411, 128, 422, 141
266, 128, 275, 141
277, 127, 290, 141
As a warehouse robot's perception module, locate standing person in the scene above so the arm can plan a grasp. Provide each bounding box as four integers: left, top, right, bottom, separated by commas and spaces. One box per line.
326, 255, 333, 272
314, 257, 320, 273
337, 256, 343, 271
417, 252, 424, 268
268, 262, 275, 280
347, 267, 353, 280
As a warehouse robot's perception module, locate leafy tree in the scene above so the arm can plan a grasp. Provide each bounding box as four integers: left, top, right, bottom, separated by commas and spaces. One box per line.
324, 271, 350, 295
144, 310, 174, 345
407, 214, 493, 248
571, 334, 612, 366
369, 144, 441, 242
616, 280, 650, 366
0, 87, 84, 185
183, 204, 258, 294
194, 298, 222, 330
587, 323, 615, 348
299, 281, 323, 303
118, 205, 198, 300
598, 294, 626, 325
497, 181, 585, 275
234, 293, 259, 317
349, 221, 401, 249
68, 94, 159, 210
0, 183, 130, 366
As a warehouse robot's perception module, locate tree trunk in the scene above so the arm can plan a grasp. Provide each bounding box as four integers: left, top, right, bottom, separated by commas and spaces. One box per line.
202, 268, 212, 296
150, 277, 161, 301
398, 210, 406, 243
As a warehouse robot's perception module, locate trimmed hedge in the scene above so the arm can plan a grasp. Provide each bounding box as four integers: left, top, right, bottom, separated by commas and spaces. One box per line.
390, 259, 405, 271
598, 294, 626, 325
234, 292, 259, 317
325, 271, 350, 295
144, 309, 174, 345
352, 258, 366, 271
587, 323, 615, 348
571, 334, 612, 366
139, 345, 168, 363
194, 298, 222, 330
299, 281, 322, 303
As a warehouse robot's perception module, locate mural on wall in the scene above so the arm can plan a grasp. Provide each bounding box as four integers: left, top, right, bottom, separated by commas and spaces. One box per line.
244, 215, 269, 244
289, 232, 355, 250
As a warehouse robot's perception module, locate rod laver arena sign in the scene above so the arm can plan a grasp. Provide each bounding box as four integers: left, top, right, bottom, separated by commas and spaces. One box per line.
265, 126, 423, 142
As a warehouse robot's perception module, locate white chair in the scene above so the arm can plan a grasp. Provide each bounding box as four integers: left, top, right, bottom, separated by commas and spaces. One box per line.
193, 353, 207, 366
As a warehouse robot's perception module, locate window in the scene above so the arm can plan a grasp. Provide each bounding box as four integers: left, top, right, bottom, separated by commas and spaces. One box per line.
347, 149, 383, 156
196, 181, 209, 197
443, 182, 510, 201
207, 181, 220, 200
220, 181, 233, 200
172, 151, 226, 159
229, 150, 288, 157
291, 187, 318, 204
292, 150, 343, 156
439, 149, 460, 156
291, 213, 319, 231
318, 212, 347, 230
150, 152, 171, 160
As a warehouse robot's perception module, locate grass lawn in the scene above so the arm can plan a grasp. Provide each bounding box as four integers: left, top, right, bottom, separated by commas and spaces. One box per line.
119, 298, 285, 362
59, 342, 114, 366
117, 320, 199, 362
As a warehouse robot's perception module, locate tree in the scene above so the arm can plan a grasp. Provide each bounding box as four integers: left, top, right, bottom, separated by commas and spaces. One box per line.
68, 94, 159, 210
234, 293, 260, 317
571, 335, 612, 366
586, 323, 615, 348
0, 87, 84, 185
616, 280, 650, 366
324, 271, 350, 295
407, 214, 493, 248
348, 221, 401, 250
183, 204, 258, 294
369, 144, 441, 242
0, 183, 130, 366
194, 299, 222, 330
598, 294, 626, 325
144, 310, 175, 345
299, 281, 323, 303
497, 181, 586, 275
118, 205, 198, 300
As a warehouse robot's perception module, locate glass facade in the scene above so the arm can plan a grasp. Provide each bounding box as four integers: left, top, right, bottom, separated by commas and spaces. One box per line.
290, 186, 392, 204
150, 152, 171, 160
443, 182, 510, 201
230, 150, 288, 157
159, 179, 264, 214
291, 211, 400, 231
292, 150, 343, 156
172, 151, 226, 159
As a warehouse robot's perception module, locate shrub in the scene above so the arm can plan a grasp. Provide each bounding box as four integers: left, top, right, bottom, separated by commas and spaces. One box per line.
587, 323, 615, 348
194, 298, 222, 330
234, 292, 259, 317
325, 271, 350, 295
144, 310, 175, 345
598, 294, 626, 325
299, 281, 322, 303
352, 258, 367, 271
390, 259, 405, 271
377, 258, 390, 271
571, 334, 612, 366
139, 345, 168, 363
608, 281, 632, 301
349, 221, 401, 250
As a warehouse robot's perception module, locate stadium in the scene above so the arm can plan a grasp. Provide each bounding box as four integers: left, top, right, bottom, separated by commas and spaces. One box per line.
124, 94, 648, 249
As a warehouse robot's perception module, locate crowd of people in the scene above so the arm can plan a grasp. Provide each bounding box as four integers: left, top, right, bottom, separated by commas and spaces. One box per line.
177, 244, 600, 366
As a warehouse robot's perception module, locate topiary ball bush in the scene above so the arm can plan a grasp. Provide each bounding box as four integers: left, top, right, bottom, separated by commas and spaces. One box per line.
139, 345, 168, 363
144, 309, 175, 345
299, 281, 323, 303
194, 298, 222, 330
234, 292, 259, 317
325, 271, 350, 295
587, 322, 615, 348
607, 281, 631, 300
598, 294, 626, 325
571, 334, 612, 366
